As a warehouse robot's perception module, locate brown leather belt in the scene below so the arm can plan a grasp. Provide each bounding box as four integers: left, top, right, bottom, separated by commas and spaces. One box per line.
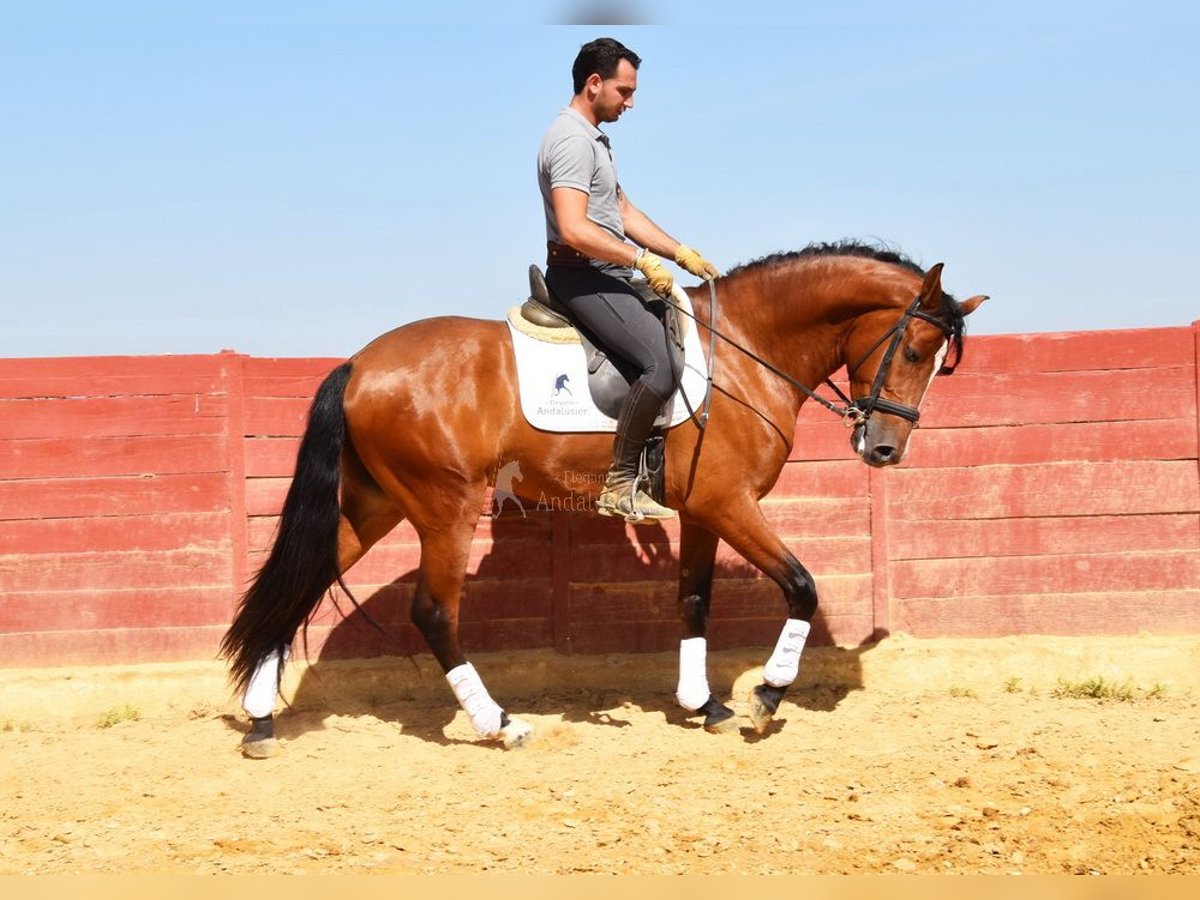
546, 241, 593, 268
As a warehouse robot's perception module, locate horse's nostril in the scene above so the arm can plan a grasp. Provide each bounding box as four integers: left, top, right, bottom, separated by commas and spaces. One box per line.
871, 445, 896, 464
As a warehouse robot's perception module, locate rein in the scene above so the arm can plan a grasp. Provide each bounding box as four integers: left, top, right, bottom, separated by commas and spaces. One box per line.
673, 285, 953, 431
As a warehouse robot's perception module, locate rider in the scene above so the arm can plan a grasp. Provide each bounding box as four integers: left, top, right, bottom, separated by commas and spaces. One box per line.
538, 37, 720, 523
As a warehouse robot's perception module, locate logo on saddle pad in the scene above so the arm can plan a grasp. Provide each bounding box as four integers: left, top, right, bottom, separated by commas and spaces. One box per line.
537, 371, 589, 422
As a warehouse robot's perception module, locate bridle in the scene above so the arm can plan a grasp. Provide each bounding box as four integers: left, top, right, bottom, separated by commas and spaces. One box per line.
674, 285, 956, 431
826, 294, 957, 427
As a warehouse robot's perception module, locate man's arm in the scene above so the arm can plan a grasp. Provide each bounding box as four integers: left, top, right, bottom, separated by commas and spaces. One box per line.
621, 190, 722, 281
552, 187, 640, 267
618, 190, 682, 259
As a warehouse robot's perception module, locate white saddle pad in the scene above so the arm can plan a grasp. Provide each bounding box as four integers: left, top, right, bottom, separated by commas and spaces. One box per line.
506, 285, 712, 433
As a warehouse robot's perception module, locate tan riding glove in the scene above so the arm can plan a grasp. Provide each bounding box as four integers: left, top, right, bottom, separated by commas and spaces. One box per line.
674, 245, 722, 281
633, 249, 675, 297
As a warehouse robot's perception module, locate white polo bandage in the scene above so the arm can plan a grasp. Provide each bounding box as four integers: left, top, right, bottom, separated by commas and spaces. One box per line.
676, 637, 711, 711
446, 663, 504, 738
242, 644, 290, 719
763, 619, 811, 688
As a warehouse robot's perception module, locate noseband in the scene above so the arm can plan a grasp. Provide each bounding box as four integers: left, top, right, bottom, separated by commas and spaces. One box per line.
836, 295, 956, 427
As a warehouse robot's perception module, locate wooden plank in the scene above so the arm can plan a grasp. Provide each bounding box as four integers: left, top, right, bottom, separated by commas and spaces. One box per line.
241, 357, 343, 380
243, 396, 313, 437
301, 617, 553, 659
461, 579, 554, 621
755, 498, 872, 539
916, 366, 1195, 429
889, 513, 1200, 561
893, 590, 1200, 638
0, 548, 233, 592
959, 327, 1194, 374
1, 434, 227, 479
243, 374, 330, 399
1, 512, 231, 555
315, 578, 555, 626
0, 625, 229, 667
902, 418, 1198, 469
244, 477, 290, 516
245, 516, 420, 553
0, 472, 231, 520
243, 437, 302, 478
770, 460, 870, 499
0, 394, 228, 440
787, 421, 857, 462
0, 355, 228, 397
888, 460, 1200, 520
0, 587, 238, 632
889, 551, 1200, 601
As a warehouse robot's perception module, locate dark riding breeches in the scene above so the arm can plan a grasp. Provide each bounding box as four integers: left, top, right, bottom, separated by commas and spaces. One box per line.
546, 265, 680, 399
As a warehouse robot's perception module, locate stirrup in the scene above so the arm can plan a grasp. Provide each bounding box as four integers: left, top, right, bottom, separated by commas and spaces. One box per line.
597, 478, 675, 524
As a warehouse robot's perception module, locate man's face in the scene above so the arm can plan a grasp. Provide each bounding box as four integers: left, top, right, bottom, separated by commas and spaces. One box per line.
590, 58, 637, 123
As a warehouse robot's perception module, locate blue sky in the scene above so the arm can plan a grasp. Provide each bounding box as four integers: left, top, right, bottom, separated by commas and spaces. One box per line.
2, 2, 1196, 357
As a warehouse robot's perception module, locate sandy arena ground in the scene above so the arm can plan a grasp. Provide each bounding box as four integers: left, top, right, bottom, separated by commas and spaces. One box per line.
2, 634, 1198, 875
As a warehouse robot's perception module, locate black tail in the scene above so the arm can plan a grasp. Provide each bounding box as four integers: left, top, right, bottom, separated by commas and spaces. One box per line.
220, 361, 354, 694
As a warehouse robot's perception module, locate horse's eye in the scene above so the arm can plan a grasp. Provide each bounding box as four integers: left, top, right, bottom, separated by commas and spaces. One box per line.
904, 347, 920, 364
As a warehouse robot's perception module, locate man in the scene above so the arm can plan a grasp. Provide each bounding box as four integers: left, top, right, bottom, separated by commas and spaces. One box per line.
537, 37, 720, 523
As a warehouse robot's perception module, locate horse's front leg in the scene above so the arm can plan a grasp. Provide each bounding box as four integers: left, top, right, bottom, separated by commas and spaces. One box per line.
708, 502, 816, 735
676, 520, 738, 733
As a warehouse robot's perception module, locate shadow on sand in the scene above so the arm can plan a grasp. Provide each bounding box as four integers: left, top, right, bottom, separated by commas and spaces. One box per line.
246, 507, 886, 747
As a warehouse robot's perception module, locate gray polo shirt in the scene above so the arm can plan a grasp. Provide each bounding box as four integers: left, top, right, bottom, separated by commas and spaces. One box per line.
537, 106, 632, 276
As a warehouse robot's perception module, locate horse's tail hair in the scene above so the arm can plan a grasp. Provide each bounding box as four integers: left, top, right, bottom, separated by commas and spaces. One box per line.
220, 360, 354, 695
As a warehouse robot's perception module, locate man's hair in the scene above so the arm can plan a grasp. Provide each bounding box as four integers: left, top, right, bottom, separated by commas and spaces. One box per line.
572, 37, 641, 94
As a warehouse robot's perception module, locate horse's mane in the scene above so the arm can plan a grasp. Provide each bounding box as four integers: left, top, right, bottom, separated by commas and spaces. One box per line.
725, 239, 926, 279
725, 239, 967, 369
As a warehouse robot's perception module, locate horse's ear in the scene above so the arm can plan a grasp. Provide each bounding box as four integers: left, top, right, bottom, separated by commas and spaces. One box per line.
957, 294, 988, 317
918, 263, 945, 310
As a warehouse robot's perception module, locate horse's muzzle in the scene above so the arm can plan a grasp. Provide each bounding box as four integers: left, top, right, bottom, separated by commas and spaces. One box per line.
851, 421, 905, 469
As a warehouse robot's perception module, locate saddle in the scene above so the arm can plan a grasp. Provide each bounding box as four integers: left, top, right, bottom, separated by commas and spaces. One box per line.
519, 265, 686, 419
519, 264, 687, 508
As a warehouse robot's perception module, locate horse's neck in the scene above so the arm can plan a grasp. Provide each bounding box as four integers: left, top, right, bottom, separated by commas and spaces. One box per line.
711, 266, 861, 385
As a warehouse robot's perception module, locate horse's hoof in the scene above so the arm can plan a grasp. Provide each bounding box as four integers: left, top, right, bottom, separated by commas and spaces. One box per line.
698, 696, 738, 735
500, 718, 533, 749
240, 737, 282, 759
749, 683, 787, 735
704, 715, 740, 735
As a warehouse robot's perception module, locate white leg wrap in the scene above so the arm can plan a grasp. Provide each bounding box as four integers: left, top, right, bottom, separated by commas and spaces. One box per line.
763, 619, 811, 688
676, 637, 712, 711
242, 645, 290, 719
446, 663, 504, 738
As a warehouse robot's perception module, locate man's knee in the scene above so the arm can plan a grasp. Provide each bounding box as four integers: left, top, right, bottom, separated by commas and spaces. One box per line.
643, 363, 678, 399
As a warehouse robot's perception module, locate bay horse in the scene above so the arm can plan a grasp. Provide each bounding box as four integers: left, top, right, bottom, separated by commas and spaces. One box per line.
221, 241, 985, 755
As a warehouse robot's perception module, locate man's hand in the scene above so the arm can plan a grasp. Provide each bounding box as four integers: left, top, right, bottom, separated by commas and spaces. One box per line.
633, 250, 675, 297
674, 245, 721, 281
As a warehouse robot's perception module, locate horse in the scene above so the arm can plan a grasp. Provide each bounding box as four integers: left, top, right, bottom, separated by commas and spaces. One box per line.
220, 240, 986, 755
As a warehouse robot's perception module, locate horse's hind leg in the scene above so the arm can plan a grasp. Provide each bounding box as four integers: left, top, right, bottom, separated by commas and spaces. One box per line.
239, 469, 403, 758
409, 512, 533, 749
676, 520, 738, 733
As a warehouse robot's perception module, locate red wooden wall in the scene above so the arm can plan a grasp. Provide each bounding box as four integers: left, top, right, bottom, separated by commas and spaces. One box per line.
1, 325, 1197, 668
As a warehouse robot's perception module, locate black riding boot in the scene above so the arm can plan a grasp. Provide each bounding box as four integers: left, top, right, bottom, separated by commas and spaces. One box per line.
597, 380, 675, 523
